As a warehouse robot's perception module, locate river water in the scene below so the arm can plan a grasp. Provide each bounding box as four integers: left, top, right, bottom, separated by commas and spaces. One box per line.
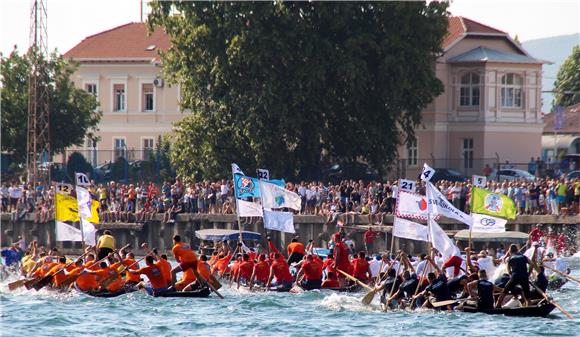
1, 259, 579, 337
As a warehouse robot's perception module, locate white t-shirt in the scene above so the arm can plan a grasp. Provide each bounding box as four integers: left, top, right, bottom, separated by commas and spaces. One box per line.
477, 256, 496, 278
369, 259, 381, 277
9, 186, 22, 199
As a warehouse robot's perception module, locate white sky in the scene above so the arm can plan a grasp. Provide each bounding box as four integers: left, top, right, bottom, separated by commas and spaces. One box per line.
0, 0, 578, 56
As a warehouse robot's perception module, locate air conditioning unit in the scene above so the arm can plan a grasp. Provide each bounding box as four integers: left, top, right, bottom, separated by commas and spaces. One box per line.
153, 77, 164, 88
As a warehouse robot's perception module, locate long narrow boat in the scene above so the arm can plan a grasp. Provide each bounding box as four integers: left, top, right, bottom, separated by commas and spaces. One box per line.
460, 302, 556, 317
153, 288, 211, 298
83, 288, 138, 298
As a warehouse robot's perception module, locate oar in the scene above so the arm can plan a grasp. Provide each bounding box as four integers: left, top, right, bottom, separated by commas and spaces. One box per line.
337, 269, 373, 291
8, 278, 34, 291
33, 251, 91, 291
362, 253, 401, 305
529, 281, 574, 320
430, 298, 468, 308
410, 259, 431, 309
183, 272, 225, 299
543, 264, 579, 284
100, 252, 152, 289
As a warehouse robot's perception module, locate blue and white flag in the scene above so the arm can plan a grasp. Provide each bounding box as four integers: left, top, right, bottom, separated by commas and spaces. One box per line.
232, 163, 245, 176
260, 181, 302, 211
234, 174, 261, 198
426, 182, 472, 227
264, 209, 295, 234
471, 213, 507, 233
237, 199, 264, 217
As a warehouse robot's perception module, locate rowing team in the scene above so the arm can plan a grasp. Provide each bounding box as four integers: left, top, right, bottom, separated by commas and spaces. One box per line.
11, 235, 219, 296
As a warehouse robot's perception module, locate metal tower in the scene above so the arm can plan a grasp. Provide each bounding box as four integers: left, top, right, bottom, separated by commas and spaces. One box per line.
26, 0, 51, 186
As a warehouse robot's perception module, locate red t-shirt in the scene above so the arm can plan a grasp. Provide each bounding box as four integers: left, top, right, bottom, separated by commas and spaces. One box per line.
352, 258, 370, 281
302, 260, 323, 281
253, 261, 270, 283
238, 261, 254, 280
271, 259, 293, 283
530, 228, 543, 243
334, 242, 352, 274
364, 230, 377, 244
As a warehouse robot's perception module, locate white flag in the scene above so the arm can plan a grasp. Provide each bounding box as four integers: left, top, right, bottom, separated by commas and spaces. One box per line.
395, 190, 431, 221
257, 169, 270, 180
75, 172, 90, 186
76, 186, 92, 219
263, 209, 295, 234
429, 218, 460, 260
426, 182, 472, 227
260, 181, 302, 211
81, 219, 97, 245
421, 163, 436, 182
56, 221, 82, 242
399, 179, 417, 193
471, 213, 507, 233
237, 199, 263, 217
393, 217, 429, 242
472, 175, 487, 188
231, 163, 245, 176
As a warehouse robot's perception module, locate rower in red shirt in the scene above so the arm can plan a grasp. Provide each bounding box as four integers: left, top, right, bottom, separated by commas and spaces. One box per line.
250, 254, 270, 289
266, 253, 294, 290
333, 233, 352, 278
322, 271, 340, 289
296, 254, 323, 290
352, 251, 371, 283
529, 225, 544, 245
236, 254, 255, 289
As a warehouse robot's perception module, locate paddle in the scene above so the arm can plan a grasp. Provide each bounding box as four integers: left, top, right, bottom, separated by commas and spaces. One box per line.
33, 251, 91, 291
362, 253, 402, 306
430, 298, 468, 308
337, 269, 373, 291
8, 278, 34, 291
528, 281, 573, 319
100, 252, 152, 289
543, 264, 579, 284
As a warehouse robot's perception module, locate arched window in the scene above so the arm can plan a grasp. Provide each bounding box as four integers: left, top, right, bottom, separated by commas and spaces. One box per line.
501, 73, 523, 108
459, 72, 480, 107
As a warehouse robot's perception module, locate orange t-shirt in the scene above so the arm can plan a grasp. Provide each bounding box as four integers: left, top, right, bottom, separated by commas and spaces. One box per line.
71, 265, 98, 291
95, 262, 125, 292
48, 263, 74, 287
301, 260, 323, 281
287, 242, 305, 256
172, 243, 198, 264
212, 254, 232, 275
134, 264, 166, 289
253, 261, 270, 284
34, 262, 57, 278
155, 258, 172, 287
208, 254, 219, 267
123, 258, 141, 283
197, 260, 211, 280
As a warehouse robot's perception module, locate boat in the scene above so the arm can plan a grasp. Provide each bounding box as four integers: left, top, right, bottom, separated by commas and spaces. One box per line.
153, 288, 211, 298
460, 302, 556, 317
547, 278, 568, 291
83, 287, 138, 298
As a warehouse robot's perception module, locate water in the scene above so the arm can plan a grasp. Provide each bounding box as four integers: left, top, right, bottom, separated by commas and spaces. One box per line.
1, 259, 579, 337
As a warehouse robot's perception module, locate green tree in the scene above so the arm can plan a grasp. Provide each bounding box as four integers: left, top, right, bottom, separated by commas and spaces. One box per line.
553, 45, 580, 108
66, 151, 93, 180
149, 1, 448, 180
0, 48, 101, 164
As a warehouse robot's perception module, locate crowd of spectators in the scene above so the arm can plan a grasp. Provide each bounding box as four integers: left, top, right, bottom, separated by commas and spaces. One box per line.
1, 174, 578, 224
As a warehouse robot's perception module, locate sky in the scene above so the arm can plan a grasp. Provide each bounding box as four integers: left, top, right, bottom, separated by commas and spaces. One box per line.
0, 0, 578, 56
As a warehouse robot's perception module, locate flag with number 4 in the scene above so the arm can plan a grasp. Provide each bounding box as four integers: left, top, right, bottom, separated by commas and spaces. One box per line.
420, 163, 436, 182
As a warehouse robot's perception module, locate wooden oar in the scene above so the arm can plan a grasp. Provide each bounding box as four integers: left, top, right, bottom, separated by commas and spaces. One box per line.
362, 253, 401, 305
8, 278, 34, 291
430, 298, 468, 308
529, 281, 574, 319
100, 253, 152, 289
337, 269, 373, 291
543, 264, 579, 284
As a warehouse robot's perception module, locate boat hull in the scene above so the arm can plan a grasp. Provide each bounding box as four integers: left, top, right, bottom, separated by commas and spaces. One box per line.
461, 302, 556, 317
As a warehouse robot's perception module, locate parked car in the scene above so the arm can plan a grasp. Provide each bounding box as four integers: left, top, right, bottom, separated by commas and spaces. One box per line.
489, 168, 536, 182
429, 168, 468, 183
326, 162, 379, 183
94, 162, 112, 181
566, 170, 580, 180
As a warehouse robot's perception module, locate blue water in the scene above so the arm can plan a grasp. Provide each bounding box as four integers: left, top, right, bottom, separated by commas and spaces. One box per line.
1, 259, 579, 337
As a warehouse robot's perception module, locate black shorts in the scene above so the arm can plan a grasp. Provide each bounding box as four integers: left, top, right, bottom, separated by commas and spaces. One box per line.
503, 275, 530, 299
97, 247, 114, 261
287, 252, 304, 265
301, 279, 322, 290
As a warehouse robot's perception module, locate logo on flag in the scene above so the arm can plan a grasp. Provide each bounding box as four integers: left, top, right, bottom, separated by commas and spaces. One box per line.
238, 177, 255, 195
484, 193, 503, 213
415, 198, 427, 211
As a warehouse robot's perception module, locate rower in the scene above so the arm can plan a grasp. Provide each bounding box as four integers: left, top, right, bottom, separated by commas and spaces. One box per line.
460, 269, 502, 311
170, 235, 204, 287
321, 271, 340, 289
332, 233, 352, 286
376, 268, 401, 309
287, 238, 305, 265
413, 257, 452, 310
236, 254, 255, 289
389, 270, 419, 308
183, 255, 212, 292
496, 244, 532, 308
86, 257, 125, 293
122, 252, 141, 287
352, 251, 371, 284
249, 254, 270, 289
68, 257, 98, 292
295, 254, 323, 290
156, 253, 172, 288
48, 256, 74, 289
266, 253, 294, 290
127, 255, 168, 296
530, 266, 549, 301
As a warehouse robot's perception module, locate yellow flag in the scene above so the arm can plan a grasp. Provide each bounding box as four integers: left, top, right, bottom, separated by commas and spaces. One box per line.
55, 193, 80, 222
471, 187, 517, 220
85, 200, 100, 223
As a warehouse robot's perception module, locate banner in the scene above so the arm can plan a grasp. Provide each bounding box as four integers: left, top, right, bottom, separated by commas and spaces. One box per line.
81, 219, 97, 245
399, 179, 417, 193
76, 186, 92, 219
426, 182, 472, 227
393, 217, 429, 242
237, 199, 263, 217
260, 181, 302, 211
471, 213, 507, 233
75, 172, 90, 187
471, 187, 517, 220
85, 200, 100, 224
429, 218, 460, 260
56, 221, 82, 242
234, 174, 261, 198
421, 163, 436, 182
263, 209, 295, 234
395, 190, 431, 221
55, 193, 80, 222
472, 175, 487, 188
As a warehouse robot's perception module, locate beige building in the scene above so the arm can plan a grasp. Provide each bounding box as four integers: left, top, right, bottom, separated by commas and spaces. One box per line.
64, 17, 545, 177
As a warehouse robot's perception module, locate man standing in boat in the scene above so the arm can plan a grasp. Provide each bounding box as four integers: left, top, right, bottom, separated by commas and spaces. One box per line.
496, 244, 532, 308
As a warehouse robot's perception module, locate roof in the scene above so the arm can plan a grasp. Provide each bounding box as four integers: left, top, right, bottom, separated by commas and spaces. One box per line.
448, 46, 543, 64
543, 103, 580, 134
443, 16, 507, 50
194, 229, 262, 241
454, 229, 529, 242
64, 22, 170, 61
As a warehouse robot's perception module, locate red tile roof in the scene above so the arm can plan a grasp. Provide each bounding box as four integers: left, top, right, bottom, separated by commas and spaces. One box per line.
543, 103, 580, 134
64, 22, 170, 60
65, 17, 509, 60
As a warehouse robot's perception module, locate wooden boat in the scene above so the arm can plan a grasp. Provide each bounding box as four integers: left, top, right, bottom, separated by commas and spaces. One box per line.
153, 288, 211, 298
83, 287, 138, 298
460, 302, 556, 317
547, 278, 568, 291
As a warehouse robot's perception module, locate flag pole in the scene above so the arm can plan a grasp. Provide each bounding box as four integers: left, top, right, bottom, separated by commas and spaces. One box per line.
232, 168, 243, 244
468, 186, 474, 250
74, 172, 86, 250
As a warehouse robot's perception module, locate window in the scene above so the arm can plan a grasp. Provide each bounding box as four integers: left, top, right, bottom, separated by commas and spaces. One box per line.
407, 139, 418, 167
85, 83, 97, 96
459, 73, 480, 106
113, 84, 126, 112
462, 138, 474, 169
501, 73, 523, 108
113, 138, 126, 160
142, 83, 154, 112
142, 138, 154, 160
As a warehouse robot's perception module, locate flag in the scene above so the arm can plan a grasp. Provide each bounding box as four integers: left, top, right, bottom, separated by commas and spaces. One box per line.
85, 199, 100, 224
429, 218, 460, 260
268, 179, 285, 188
231, 163, 245, 175
260, 181, 302, 211
55, 193, 80, 222
234, 174, 261, 198
395, 190, 431, 221
421, 163, 436, 182
426, 182, 472, 227
471, 213, 507, 233
263, 209, 295, 233
76, 186, 92, 219
393, 217, 429, 242
56, 221, 82, 242
471, 187, 516, 220
75, 172, 90, 186
237, 199, 264, 217
81, 219, 97, 245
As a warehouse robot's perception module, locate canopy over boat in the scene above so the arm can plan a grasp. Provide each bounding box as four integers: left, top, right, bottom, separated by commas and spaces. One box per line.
195, 229, 262, 241
454, 229, 528, 243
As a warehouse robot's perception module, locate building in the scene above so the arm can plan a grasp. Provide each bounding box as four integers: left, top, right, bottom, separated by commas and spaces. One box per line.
541, 103, 580, 160
64, 17, 546, 178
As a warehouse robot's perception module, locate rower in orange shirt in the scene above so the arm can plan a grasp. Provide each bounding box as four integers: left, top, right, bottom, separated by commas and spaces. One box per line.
31, 256, 57, 279
266, 253, 294, 290
287, 238, 306, 264
183, 255, 212, 292
249, 254, 270, 289
170, 235, 204, 287
122, 252, 142, 287
236, 254, 255, 289
86, 258, 125, 293
212, 252, 233, 276
48, 256, 75, 288
128, 255, 167, 295
295, 254, 323, 290
68, 257, 98, 292
156, 253, 172, 288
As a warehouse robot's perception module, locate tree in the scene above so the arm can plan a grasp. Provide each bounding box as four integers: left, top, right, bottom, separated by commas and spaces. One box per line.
148, 1, 448, 180
66, 152, 93, 181
553, 45, 580, 108
0, 48, 101, 164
